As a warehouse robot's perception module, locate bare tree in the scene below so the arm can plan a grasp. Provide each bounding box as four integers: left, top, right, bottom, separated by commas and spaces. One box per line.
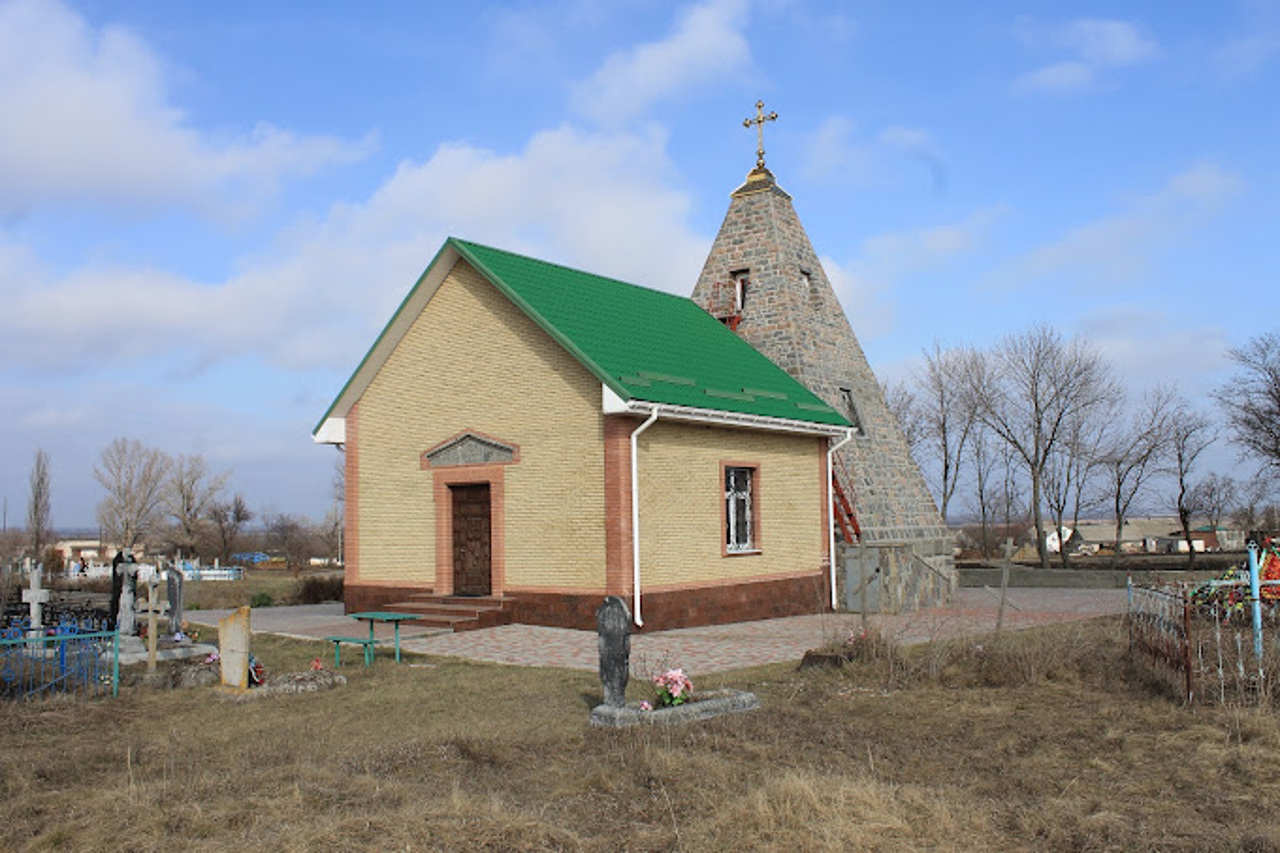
166, 454, 228, 559
1168, 401, 1216, 566
968, 325, 1120, 568
1214, 332, 1280, 470
26, 449, 52, 564
1230, 477, 1275, 535
913, 343, 978, 524
265, 513, 314, 577
1041, 405, 1113, 569
966, 423, 999, 558
883, 379, 924, 462
93, 438, 171, 550
1190, 473, 1237, 530
330, 448, 345, 565
319, 506, 343, 566
1099, 386, 1175, 567
207, 494, 253, 564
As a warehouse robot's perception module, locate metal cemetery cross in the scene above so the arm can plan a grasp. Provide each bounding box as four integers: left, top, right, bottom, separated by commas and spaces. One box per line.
743, 99, 778, 169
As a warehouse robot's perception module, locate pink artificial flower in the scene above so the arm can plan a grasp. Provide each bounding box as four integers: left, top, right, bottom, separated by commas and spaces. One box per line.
640, 701, 653, 711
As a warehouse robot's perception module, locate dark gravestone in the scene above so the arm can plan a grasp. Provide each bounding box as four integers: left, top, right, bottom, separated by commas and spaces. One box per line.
167, 567, 185, 639
109, 551, 124, 631
596, 596, 631, 708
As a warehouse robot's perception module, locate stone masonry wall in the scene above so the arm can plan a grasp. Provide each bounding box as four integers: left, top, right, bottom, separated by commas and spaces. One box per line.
692, 170, 954, 611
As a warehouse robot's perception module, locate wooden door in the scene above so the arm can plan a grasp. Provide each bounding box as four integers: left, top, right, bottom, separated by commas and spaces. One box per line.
451, 484, 492, 596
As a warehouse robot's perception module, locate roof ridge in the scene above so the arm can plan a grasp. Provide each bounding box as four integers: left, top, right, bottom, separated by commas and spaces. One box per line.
450, 237, 693, 305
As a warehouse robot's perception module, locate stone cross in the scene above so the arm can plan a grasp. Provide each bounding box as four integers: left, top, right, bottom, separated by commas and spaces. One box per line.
596, 596, 631, 708
21, 559, 49, 630
142, 570, 164, 672
743, 99, 778, 170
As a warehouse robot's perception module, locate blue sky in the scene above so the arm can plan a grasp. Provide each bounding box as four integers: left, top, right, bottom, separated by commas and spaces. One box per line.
2, 0, 1276, 528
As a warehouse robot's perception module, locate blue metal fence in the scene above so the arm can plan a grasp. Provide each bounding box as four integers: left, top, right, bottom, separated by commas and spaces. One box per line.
0, 622, 119, 700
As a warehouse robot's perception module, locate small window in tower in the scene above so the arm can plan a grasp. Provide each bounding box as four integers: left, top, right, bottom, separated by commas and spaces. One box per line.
731, 269, 750, 313
802, 269, 821, 306
839, 387, 866, 436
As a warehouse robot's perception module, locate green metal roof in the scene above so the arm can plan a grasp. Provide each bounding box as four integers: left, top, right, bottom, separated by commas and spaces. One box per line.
449, 239, 847, 427
315, 238, 849, 435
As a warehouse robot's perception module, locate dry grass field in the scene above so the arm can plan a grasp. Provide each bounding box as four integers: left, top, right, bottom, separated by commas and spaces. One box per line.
3, 618, 1280, 852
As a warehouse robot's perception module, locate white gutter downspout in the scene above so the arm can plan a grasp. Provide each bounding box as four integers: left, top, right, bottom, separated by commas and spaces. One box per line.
827, 429, 856, 610
630, 407, 661, 626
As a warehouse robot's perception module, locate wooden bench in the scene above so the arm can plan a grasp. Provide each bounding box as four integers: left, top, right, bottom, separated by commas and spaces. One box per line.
325, 635, 376, 667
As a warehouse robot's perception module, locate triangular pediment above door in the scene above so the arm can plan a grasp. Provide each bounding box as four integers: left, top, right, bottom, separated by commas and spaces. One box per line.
421, 431, 519, 468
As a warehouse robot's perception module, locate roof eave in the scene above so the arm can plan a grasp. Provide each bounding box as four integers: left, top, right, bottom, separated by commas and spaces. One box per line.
311, 241, 462, 437
602, 384, 853, 438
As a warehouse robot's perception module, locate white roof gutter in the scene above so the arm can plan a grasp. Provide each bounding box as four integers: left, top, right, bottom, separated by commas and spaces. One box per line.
826, 429, 856, 610
602, 385, 847, 438
629, 406, 661, 628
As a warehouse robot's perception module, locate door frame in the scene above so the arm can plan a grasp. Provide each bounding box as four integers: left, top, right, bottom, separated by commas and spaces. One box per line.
430, 465, 507, 597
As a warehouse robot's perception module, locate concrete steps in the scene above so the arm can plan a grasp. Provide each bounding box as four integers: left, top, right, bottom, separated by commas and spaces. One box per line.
383, 594, 516, 632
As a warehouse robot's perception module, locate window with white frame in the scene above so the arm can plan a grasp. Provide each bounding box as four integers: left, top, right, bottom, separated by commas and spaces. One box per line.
731, 269, 750, 313
725, 466, 755, 552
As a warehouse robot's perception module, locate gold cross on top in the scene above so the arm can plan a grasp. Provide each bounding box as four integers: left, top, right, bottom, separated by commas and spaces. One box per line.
743, 100, 778, 170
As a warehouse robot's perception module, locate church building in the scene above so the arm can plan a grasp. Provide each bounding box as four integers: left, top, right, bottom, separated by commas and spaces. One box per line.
314, 104, 953, 630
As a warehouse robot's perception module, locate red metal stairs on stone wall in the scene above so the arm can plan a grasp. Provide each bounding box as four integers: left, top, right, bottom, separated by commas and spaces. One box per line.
832, 468, 862, 544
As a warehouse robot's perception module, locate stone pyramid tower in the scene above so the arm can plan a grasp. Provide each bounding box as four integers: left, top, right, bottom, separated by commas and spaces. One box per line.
691, 114, 954, 611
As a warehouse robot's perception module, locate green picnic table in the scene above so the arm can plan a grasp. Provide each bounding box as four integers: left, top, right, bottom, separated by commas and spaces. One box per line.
346, 611, 421, 663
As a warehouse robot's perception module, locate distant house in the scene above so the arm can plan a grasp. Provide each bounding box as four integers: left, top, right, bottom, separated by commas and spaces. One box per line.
1073, 517, 1189, 553
313, 239, 852, 630
1195, 527, 1246, 552
1154, 535, 1207, 554
1044, 527, 1075, 554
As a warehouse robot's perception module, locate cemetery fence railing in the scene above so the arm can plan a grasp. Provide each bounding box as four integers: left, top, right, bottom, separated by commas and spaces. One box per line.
0, 623, 119, 701
1128, 544, 1278, 705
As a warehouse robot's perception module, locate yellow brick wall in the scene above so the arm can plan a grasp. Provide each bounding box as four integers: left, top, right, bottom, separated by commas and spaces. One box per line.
637, 421, 825, 588
355, 260, 607, 590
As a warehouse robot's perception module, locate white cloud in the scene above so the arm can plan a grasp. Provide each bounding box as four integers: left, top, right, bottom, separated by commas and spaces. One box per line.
801, 116, 874, 181
571, 0, 751, 125
1001, 163, 1242, 288
1078, 303, 1231, 400
826, 206, 1009, 341
0, 0, 372, 219
1063, 18, 1159, 66
1012, 18, 1158, 94
1012, 61, 1096, 93
0, 125, 709, 375
802, 117, 946, 191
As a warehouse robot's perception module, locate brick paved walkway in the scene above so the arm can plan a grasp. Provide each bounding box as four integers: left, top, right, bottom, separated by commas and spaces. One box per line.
398, 587, 1125, 674
193, 588, 1126, 675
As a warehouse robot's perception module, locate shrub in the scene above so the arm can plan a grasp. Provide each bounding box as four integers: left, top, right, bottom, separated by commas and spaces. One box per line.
249, 592, 274, 608
297, 575, 344, 604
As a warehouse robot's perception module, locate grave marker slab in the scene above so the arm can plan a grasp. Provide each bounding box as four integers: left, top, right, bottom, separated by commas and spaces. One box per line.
595, 596, 631, 708
117, 559, 138, 636
218, 606, 251, 692
167, 567, 185, 639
